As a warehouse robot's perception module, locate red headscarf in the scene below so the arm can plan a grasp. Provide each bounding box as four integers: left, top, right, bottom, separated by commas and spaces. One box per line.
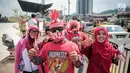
93, 27, 114, 59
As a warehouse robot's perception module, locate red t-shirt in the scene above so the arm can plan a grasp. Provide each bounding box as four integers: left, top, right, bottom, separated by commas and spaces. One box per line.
39, 41, 81, 73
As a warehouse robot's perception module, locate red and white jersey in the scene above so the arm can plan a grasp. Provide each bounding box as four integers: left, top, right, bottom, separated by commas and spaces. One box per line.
39, 41, 81, 73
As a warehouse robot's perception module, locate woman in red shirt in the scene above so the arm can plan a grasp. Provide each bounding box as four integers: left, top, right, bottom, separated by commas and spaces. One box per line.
82, 27, 124, 73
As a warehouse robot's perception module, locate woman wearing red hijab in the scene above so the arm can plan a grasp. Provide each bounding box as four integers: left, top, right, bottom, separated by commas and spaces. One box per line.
82, 27, 123, 73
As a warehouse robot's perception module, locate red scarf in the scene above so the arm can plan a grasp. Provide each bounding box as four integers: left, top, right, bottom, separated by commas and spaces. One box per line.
93, 27, 114, 60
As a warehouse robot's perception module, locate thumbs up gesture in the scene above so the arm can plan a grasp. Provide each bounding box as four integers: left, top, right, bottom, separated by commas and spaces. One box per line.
28, 48, 37, 58
70, 46, 78, 62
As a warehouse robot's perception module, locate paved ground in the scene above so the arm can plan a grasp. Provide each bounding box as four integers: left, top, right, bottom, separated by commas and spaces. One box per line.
0, 23, 21, 61
0, 57, 14, 73
0, 62, 14, 73
0, 23, 21, 73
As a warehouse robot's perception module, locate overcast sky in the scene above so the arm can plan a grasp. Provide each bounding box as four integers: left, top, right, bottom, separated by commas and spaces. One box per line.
0, 0, 130, 17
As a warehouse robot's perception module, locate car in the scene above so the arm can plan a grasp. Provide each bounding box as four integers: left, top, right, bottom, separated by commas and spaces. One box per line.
99, 25, 130, 41
83, 22, 95, 32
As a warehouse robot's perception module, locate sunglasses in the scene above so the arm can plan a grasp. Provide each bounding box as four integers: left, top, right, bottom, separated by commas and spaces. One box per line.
30, 30, 39, 33
50, 27, 64, 33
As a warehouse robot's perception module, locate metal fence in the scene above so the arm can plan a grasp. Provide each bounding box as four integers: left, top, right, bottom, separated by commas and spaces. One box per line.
110, 49, 130, 73
109, 39, 130, 73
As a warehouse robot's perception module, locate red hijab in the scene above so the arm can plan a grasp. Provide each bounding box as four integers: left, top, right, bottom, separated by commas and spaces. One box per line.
93, 27, 114, 59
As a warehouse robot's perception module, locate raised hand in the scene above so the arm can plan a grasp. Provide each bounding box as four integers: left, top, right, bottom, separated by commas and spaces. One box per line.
82, 38, 93, 46
28, 48, 37, 58
117, 53, 126, 61
70, 46, 78, 62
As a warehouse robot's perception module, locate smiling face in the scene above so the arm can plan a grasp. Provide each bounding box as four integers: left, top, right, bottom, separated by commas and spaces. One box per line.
94, 27, 108, 44
29, 29, 39, 39
97, 30, 106, 43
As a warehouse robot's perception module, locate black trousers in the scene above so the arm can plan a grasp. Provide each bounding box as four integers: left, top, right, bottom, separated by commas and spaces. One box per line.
23, 70, 39, 73
23, 71, 32, 73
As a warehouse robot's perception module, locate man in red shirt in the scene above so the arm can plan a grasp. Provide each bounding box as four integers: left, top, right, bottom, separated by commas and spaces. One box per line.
67, 20, 92, 50
28, 10, 83, 73
66, 20, 92, 73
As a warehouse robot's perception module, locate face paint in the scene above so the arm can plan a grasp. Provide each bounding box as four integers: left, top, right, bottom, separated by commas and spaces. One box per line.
50, 28, 65, 43
70, 25, 79, 34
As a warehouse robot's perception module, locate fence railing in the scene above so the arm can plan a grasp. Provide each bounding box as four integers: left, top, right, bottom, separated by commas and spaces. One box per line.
110, 49, 130, 73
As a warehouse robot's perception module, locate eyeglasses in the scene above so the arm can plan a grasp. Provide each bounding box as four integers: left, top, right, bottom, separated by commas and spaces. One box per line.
30, 30, 39, 33
50, 27, 63, 33
70, 25, 77, 29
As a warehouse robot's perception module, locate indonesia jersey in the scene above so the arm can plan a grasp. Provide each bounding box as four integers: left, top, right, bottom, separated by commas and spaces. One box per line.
39, 41, 81, 73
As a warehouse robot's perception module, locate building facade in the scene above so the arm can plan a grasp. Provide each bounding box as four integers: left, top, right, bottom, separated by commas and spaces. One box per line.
76, 0, 93, 15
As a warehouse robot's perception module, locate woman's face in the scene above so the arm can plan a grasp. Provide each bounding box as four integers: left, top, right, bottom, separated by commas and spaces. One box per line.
29, 29, 39, 39
97, 30, 106, 43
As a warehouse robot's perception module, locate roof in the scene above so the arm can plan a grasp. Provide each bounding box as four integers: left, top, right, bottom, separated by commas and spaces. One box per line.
18, 0, 53, 13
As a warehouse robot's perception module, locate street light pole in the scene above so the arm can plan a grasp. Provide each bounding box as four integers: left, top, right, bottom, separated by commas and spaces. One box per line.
61, 6, 63, 15
68, 0, 70, 15
64, 7, 66, 15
